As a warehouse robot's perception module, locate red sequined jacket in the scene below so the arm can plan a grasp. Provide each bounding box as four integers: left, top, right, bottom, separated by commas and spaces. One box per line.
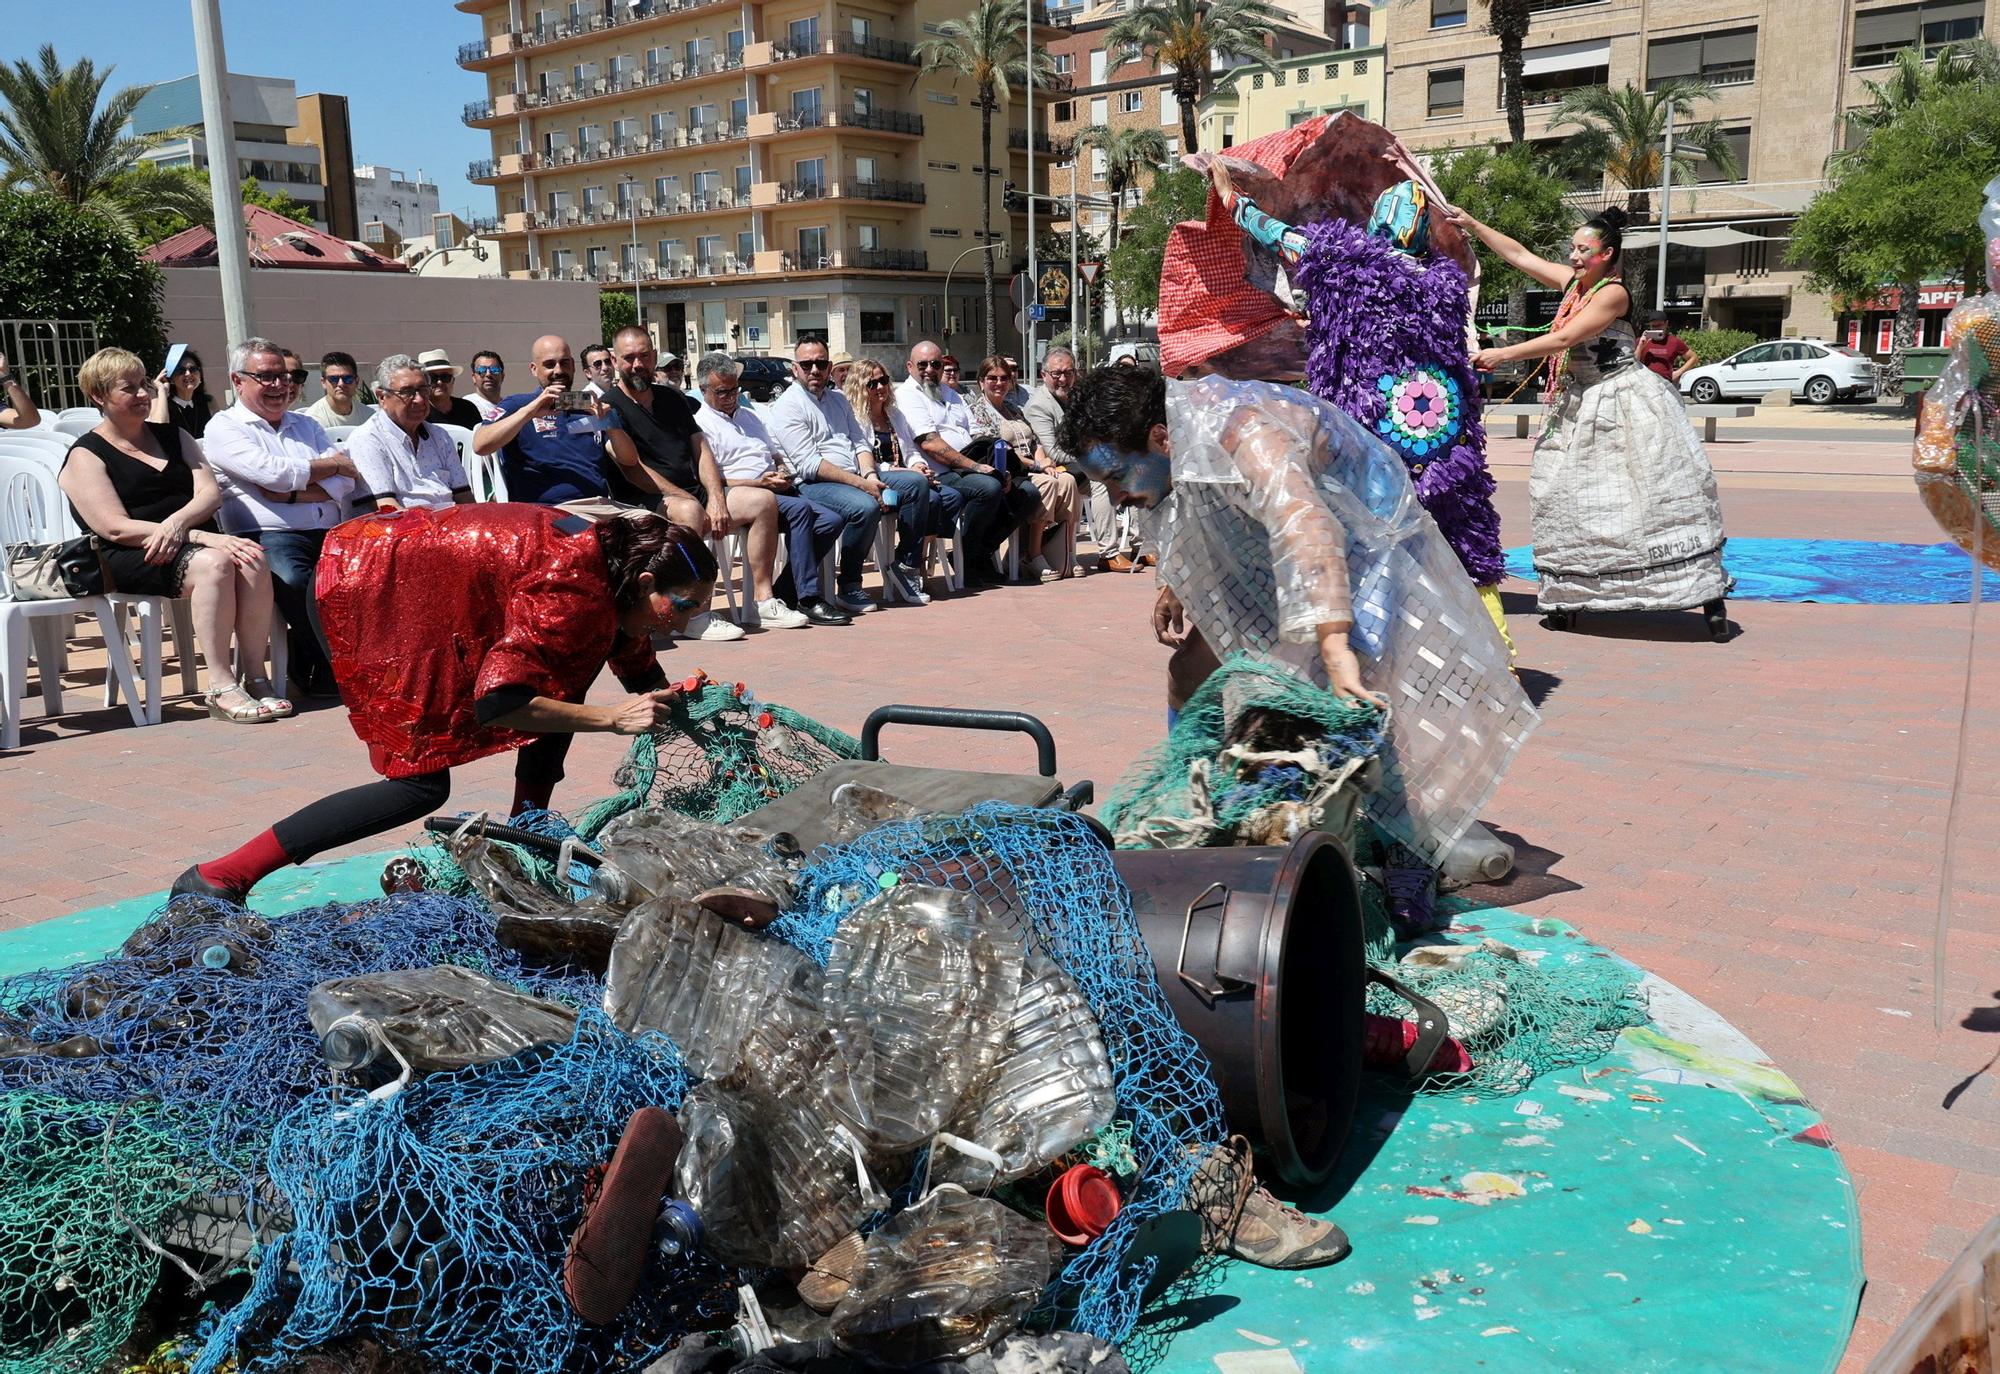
314, 504, 664, 778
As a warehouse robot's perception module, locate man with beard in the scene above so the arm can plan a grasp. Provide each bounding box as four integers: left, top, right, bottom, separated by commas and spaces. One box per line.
474, 335, 647, 507
894, 340, 1036, 587
1023, 346, 1149, 574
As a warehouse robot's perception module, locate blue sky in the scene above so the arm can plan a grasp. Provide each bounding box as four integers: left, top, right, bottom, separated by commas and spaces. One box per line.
12, 2, 491, 223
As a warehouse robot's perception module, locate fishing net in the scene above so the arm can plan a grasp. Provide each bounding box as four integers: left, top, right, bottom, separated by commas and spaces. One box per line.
413, 682, 860, 896
191, 1013, 731, 1374
777, 805, 1229, 1355
1103, 654, 1389, 848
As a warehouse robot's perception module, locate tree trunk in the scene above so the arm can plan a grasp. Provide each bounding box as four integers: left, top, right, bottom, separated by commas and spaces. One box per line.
1108, 180, 1124, 333
1179, 72, 1201, 154
1891, 273, 1923, 376
1494, 9, 1528, 145
980, 92, 998, 361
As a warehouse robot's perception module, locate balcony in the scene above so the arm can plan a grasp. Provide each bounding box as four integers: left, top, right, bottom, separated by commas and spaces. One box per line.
463, 99, 495, 125
848, 178, 926, 204
496, 0, 745, 58
752, 177, 926, 208
518, 126, 751, 178
520, 187, 752, 232
749, 107, 924, 141
459, 40, 490, 64
517, 53, 746, 117
468, 158, 499, 181
755, 248, 932, 273
1010, 129, 1073, 158
854, 248, 929, 271
469, 215, 501, 235
752, 33, 920, 69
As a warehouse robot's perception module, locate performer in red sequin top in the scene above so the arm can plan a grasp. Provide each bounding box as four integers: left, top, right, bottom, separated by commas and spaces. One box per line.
173, 505, 719, 902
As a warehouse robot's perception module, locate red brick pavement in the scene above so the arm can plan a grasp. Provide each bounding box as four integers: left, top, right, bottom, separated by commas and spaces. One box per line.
0, 431, 1990, 1368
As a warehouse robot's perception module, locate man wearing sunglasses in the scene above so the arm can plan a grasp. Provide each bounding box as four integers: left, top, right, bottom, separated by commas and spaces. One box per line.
280, 350, 309, 409
301, 351, 375, 430
418, 349, 484, 430
469, 350, 508, 422
203, 337, 361, 698
896, 340, 1036, 588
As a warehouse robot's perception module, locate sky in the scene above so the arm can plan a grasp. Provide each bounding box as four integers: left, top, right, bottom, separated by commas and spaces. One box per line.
12, 2, 492, 224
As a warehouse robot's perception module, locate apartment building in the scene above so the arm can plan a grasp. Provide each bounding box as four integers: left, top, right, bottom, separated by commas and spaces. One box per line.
1385, 0, 1998, 346
132, 74, 354, 236
1196, 20, 1385, 148
457, 0, 1057, 362
356, 165, 443, 247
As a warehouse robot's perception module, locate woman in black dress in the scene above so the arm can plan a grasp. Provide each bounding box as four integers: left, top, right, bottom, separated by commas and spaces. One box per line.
60, 348, 283, 723
148, 348, 216, 439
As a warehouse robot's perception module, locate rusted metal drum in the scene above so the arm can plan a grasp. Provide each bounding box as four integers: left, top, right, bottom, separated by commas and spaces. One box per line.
1113, 832, 1366, 1188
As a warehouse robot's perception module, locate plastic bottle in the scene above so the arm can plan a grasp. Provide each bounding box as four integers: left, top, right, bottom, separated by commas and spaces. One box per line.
593, 809, 795, 910
936, 955, 1116, 1188
990, 437, 1011, 478
1437, 819, 1516, 887
828, 1188, 1060, 1364
820, 886, 1024, 1153
305, 966, 579, 1079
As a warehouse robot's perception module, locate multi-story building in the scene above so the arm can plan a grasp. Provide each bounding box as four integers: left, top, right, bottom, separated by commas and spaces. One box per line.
1385, 0, 1998, 347
132, 74, 354, 235
292, 93, 359, 240
355, 165, 442, 248
456, 0, 1058, 362
1195, 15, 1385, 148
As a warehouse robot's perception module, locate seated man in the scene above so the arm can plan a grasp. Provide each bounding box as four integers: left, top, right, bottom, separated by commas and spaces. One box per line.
301, 351, 375, 430
346, 354, 474, 512
473, 334, 658, 507
419, 349, 485, 429
1024, 346, 1150, 572
765, 339, 930, 614
469, 349, 509, 422
694, 352, 850, 628
896, 340, 1037, 587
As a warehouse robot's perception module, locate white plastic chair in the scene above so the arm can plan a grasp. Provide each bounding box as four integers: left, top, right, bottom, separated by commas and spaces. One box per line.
711, 526, 755, 626
321, 425, 357, 445
0, 454, 146, 749
51, 416, 98, 439
56, 407, 101, 426
0, 433, 70, 465
464, 441, 510, 502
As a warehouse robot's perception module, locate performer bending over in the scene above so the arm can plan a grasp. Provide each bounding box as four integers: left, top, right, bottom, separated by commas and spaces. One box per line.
174, 506, 717, 903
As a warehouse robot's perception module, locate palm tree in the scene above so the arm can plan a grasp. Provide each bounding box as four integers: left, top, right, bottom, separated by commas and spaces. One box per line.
918, 1, 1052, 359
0, 45, 209, 239
1103, 0, 1282, 155
1546, 79, 1738, 217
1075, 125, 1168, 330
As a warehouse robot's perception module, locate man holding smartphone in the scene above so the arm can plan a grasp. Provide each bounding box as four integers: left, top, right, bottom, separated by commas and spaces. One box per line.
473, 334, 664, 507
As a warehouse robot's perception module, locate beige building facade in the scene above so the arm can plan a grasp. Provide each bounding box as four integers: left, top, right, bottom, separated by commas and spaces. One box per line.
1196, 27, 1386, 148
1384, 0, 1998, 346
456, 0, 1057, 364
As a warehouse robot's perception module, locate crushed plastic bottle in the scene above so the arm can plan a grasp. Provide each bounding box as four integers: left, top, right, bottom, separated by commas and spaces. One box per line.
937, 955, 1117, 1189
820, 886, 1024, 1153
675, 1083, 885, 1270
1437, 819, 1516, 888
593, 809, 796, 910
305, 965, 578, 1079
447, 827, 572, 916
818, 780, 920, 848
829, 1187, 1060, 1364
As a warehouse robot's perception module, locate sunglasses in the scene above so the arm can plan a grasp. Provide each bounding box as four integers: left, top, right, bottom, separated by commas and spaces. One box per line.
914, 359, 942, 371
586, 357, 614, 368
865, 376, 891, 389
426, 375, 456, 387
286, 368, 308, 384
238, 370, 291, 387
379, 385, 429, 401
473, 364, 504, 376
175, 365, 202, 376
324, 373, 358, 386
797, 358, 831, 371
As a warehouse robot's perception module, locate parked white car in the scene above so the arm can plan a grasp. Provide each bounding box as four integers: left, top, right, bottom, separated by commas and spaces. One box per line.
1678, 338, 1880, 405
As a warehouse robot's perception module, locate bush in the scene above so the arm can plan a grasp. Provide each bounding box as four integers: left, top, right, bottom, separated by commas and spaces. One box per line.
1683, 328, 1756, 364
599, 291, 636, 340
0, 191, 166, 371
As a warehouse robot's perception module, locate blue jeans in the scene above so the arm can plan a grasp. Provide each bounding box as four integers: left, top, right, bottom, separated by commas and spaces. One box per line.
249, 528, 331, 686
799, 477, 886, 591
876, 467, 950, 566
774, 493, 843, 600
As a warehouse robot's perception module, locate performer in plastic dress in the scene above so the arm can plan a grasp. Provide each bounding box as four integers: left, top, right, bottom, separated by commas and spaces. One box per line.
1058, 366, 1534, 870
1447, 205, 1730, 639
1205, 159, 1513, 657
172, 506, 718, 903
1913, 174, 2000, 565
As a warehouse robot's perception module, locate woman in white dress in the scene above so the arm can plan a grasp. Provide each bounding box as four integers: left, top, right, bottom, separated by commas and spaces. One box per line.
1454, 205, 1731, 641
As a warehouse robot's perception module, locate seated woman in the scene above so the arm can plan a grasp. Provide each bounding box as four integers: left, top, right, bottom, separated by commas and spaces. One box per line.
148, 349, 216, 439
0, 352, 40, 430
59, 348, 285, 723
843, 358, 965, 595
964, 355, 1079, 580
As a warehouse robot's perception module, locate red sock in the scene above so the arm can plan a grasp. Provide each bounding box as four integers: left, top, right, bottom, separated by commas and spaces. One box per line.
511, 780, 556, 818
197, 828, 292, 896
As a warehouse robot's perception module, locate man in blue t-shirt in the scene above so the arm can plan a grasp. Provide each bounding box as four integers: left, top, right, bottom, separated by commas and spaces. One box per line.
473, 334, 669, 505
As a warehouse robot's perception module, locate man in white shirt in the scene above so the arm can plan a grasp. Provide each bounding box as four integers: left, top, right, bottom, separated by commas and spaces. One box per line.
469, 350, 509, 422
202, 337, 359, 697
346, 355, 474, 512
299, 351, 375, 430
894, 339, 1033, 587
693, 353, 846, 628
765, 339, 929, 611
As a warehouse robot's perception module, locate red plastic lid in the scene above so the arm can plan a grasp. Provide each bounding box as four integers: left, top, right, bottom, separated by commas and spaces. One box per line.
1046, 1164, 1122, 1246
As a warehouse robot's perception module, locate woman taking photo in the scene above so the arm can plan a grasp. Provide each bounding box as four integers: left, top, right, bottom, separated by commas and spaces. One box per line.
964, 355, 1080, 580
148, 349, 217, 439
1455, 206, 1730, 640
172, 507, 717, 904
59, 348, 284, 723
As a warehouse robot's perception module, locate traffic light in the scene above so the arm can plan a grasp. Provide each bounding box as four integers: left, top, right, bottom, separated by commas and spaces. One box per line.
1002, 180, 1027, 214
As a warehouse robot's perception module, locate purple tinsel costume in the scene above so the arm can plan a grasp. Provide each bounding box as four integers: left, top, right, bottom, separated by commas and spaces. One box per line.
1290, 220, 1507, 587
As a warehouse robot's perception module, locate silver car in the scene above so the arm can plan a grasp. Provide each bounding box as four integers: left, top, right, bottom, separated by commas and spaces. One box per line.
1678, 338, 1880, 405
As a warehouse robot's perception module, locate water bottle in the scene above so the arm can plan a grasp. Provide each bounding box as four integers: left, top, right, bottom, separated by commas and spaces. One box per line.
990, 437, 1011, 477
881, 484, 899, 509
594, 809, 795, 911
1437, 819, 1516, 888
820, 886, 1024, 1153
306, 965, 578, 1079
936, 955, 1116, 1188
655, 1199, 704, 1259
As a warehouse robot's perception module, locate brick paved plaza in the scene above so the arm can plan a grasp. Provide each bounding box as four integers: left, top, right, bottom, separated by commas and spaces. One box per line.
0, 408, 1987, 1368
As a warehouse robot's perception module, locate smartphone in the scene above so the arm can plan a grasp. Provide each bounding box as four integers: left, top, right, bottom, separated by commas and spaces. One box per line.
558, 388, 594, 411
163, 343, 188, 380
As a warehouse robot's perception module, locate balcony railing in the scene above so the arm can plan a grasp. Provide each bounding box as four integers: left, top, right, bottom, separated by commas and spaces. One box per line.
521, 53, 746, 114
854, 248, 929, 271
458, 40, 491, 64
501, 0, 742, 55
525, 186, 750, 230
469, 216, 501, 235
849, 179, 926, 205
468, 158, 499, 180
777, 180, 833, 202
1009, 129, 1073, 157
845, 109, 924, 136
463, 100, 495, 124
830, 34, 917, 65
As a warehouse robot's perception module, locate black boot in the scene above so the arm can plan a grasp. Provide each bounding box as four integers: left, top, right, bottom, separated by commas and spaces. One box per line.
1703, 599, 1730, 642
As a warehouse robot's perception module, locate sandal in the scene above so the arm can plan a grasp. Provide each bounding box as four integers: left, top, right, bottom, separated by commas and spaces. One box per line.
243, 677, 296, 718
205, 682, 275, 724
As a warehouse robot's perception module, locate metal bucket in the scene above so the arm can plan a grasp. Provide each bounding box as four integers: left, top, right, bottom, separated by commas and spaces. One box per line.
1114, 832, 1366, 1188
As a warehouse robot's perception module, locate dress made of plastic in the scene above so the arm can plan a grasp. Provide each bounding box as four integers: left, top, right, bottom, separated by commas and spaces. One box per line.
1913, 175, 2000, 567
1144, 375, 1536, 864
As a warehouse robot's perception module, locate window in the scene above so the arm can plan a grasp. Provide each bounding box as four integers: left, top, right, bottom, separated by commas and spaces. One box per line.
694, 170, 721, 199
621, 241, 638, 274
657, 237, 683, 264
851, 16, 871, 41
646, 46, 669, 81
797, 157, 827, 190
612, 117, 638, 147
581, 185, 606, 211
1288, 108, 1314, 127
1648, 28, 1757, 88
608, 54, 636, 86
861, 309, 897, 343
1165, 136, 1179, 159
930, 226, 962, 237
927, 91, 960, 105
800, 226, 828, 264
649, 111, 673, 143
578, 123, 603, 150
730, 97, 749, 128
616, 180, 637, 211
928, 159, 959, 172
551, 249, 575, 274
653, 175, 671, 203
788, 16, 820, 52
735, 164, 753, 197
587, 245, 608, 275
858, 224, 882, 250
704, 301, 729, 345
728, 29, 746, 60
1119, 90, 1144, 113
685, 36, 714, 68
1427, 68, 1464, 117
1693, 125, 1752, 183
696, 234, 722, 263
790, 298, 829, 345
1735, 342, 1780, 365
1091, 148, 1108, 180
1053, 53, 1074, 74
736, 230, 756, 261
1852, 1, 1983, 66
853, 87, 875, 117
1090, 96, 1108, 123
743, 300, 770, 347
689, 103, 716, 128
855, 155, 878, 183
1518, 41, 1611, 105
1090, 49, 1108, 83
543, 130, 569, 159
1220, 114, 1236, 147
1054, 100, 1074, 121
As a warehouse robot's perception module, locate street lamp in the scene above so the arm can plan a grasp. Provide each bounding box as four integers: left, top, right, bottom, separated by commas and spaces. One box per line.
941, 240, 1008, 349
621, 176, 644, 335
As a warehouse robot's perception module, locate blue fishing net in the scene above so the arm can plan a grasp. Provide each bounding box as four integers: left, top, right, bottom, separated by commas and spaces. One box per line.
191, 1013, 731, 1374
779, 804, 1229, 1352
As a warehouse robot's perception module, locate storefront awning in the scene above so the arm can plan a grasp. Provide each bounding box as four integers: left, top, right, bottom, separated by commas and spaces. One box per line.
1660, 226, 1767, 249
1522, 39, 1611, 76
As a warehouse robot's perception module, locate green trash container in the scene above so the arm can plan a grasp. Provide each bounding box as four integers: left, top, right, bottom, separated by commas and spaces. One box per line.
1899, 347, 1953, 408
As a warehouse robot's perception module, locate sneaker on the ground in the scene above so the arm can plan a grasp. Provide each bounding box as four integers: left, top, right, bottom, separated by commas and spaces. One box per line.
886, 563, 930, 604
687, 611, 746, 642
1188, 1135, 1351, 1269
833, 588, 877, 614
755, 597, 809, 630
